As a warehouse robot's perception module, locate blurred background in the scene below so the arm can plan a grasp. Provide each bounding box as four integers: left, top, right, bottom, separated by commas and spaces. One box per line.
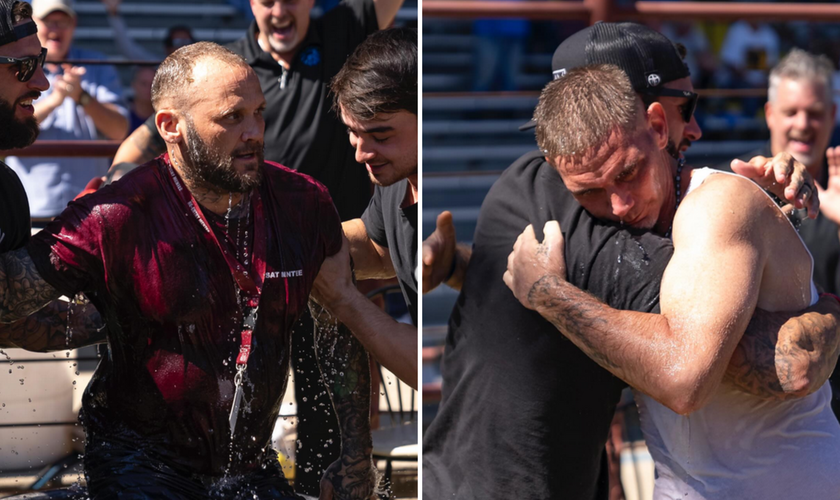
422, 2, 840, 499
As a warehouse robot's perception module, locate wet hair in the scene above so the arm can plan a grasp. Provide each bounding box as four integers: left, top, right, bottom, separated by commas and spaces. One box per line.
769, 48, 834, 103
331, 27, 417, 120
535, 64, 640, 159
151, 41, 250, 111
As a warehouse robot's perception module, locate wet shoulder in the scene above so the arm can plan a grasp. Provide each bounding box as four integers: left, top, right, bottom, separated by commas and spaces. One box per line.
70, 161, 167, 223
262, 160, 333, 204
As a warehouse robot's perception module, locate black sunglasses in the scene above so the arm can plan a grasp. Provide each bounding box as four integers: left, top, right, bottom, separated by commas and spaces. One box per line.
0, 47, 47, 83
645, 88, 698, 123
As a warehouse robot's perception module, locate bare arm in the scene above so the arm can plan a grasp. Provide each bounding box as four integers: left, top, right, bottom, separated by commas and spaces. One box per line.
373, 0, 403, 29
0, 297, 105, 352
0, 247, 62, 323
421, 211, 471, 293
111, 123, 165, 168
313, 235, 417, 389
84, 100, 129, 141
310, 300, 377, 500
505, 181, 776, 414
343, 218, 395, 281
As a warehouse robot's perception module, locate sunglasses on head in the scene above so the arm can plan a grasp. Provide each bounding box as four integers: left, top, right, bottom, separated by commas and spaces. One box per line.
646, 88, 698, 123
0, 47, 47, 83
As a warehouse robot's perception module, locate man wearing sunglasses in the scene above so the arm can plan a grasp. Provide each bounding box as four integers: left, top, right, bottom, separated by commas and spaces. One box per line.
0, 0, 49, 254
4, 0, 128, 225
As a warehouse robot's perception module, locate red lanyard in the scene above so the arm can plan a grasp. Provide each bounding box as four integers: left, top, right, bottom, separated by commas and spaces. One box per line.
162, 154, 266, 368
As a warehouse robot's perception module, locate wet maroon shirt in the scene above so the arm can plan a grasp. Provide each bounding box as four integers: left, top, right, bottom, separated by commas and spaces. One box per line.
28, 156, 341, 476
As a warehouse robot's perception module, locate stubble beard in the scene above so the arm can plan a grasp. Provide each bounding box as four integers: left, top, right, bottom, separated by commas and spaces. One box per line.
181, 119, 265, 194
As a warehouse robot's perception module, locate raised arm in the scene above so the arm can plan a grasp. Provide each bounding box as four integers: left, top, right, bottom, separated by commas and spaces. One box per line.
0, 247, 62, 323
309, 300, 377, 500
0, 296, 105, 352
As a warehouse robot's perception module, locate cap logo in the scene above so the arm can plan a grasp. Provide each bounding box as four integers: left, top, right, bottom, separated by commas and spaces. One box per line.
552, 68, 566, 80
647, 73, 661, 87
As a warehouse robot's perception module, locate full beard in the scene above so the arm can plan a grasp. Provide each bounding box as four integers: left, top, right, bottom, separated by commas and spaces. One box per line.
181, 121, 265, 193
0, 96, 39, 150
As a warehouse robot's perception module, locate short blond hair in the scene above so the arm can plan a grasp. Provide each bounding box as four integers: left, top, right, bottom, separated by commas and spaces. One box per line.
535, 64, 639, 159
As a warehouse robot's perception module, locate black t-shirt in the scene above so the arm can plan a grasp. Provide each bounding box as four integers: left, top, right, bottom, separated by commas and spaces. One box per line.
227, 0, 378, 222
422, 151, 674, 500
361, 180, 417, 324
0, 160, 31, 252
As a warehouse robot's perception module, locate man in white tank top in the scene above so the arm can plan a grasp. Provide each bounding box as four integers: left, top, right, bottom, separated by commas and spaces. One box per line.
505, 64, 840, 498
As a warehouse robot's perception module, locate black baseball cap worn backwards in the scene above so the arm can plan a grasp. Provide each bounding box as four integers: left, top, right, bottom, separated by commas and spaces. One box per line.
0, 0, 37, 48
521, 21, 691, 131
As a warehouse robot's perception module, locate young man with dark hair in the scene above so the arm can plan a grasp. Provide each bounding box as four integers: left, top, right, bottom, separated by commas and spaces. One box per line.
0, 41, 377, 500
314, 27, 417, 390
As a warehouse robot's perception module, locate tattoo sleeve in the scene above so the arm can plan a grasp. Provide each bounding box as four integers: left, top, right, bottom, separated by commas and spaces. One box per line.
0, 247, 62, 323
725, 302, 840, 400
309, 299, 376, 500
0, 297, 106, 352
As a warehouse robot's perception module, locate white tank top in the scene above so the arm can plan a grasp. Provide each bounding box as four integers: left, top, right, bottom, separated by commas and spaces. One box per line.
636, 168, 840, 499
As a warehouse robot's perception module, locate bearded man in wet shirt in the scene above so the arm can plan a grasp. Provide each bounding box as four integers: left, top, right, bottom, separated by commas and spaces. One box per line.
0, 42, 376, 500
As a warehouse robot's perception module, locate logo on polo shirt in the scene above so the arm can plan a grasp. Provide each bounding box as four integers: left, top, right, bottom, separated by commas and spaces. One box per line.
266, 270, 304, 279
300, 47, 320, 67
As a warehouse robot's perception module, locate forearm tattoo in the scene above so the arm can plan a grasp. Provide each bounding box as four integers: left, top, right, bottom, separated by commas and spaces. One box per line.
725, 310, 833, 399
528, 274, 619, 371
0, 247, 62, 323
310, 300, 377, 500
0, 298, 105, 352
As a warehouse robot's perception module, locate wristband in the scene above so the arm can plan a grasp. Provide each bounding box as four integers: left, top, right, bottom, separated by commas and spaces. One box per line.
445, 253, 458, 283
819, 292, 840, 307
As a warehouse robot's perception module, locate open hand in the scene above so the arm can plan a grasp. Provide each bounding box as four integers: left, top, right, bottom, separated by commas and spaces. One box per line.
503, 221, 566, 311
818, 146, 840, 224
731, 152, 819, 218
422, 211, 456, 293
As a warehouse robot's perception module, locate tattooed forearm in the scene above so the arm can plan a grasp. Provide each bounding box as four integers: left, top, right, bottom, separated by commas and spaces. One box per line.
0, 298, 105, 352
0, 247, 62, 323
725, 305, 840, 400
310, 300, 377, 500
528, 274, 619, 371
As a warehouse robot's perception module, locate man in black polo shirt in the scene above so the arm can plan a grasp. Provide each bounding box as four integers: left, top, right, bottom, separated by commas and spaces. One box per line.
110, 0, 404, 492
0, 0, 48, 253
422, 23, 836, 500
720, 48, 840, 418
313, 28, 417, 389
